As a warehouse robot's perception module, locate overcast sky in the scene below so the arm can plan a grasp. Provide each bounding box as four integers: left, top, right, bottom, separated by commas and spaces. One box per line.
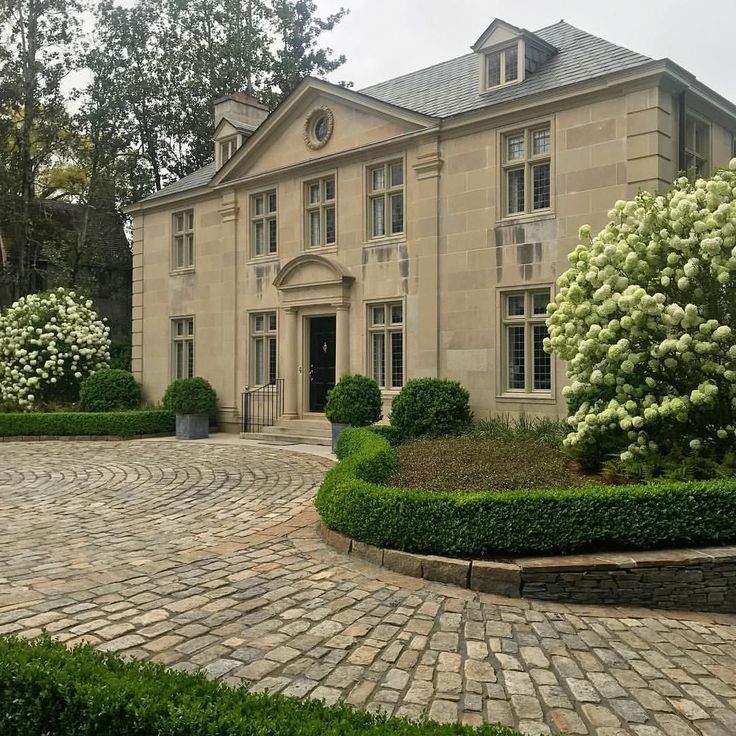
316, 0, 736, 102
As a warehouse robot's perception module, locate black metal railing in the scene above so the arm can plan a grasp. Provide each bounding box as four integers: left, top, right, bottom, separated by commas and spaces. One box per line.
241, 379, 284, 433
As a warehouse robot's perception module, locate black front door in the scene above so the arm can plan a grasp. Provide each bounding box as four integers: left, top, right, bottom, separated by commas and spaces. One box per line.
308, 316, 336, 413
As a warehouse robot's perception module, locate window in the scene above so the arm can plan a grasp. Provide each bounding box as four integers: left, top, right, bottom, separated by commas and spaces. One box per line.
368, 302, 404, 390
305, 175, 336, 248
367, 161, 404, 239
685, 115, 710, 177
172, 318, 194, 379
501, 289, 551, 393
484, 45, 519, 89
219, 137, 238, 166
172, 209, 194, 270
251, 190, 277, 257
251, 312, 277, 386
502, 124, 551, 217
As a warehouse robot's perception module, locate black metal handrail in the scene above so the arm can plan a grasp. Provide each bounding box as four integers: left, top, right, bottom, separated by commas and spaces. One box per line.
241, 379, 284, 433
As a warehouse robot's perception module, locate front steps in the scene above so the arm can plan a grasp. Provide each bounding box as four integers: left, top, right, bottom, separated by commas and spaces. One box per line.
240, 417, 332, 447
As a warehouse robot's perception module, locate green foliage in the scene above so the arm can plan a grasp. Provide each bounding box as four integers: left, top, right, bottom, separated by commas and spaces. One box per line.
108, 340, 132, 370
0, 410, 173, 438
315, 428, 736, 557
0, 636, 520, 736
325, 374, 382, 426
162, 377, 217, 416
473, 414, 567, 449
390, 378, 472, 439
79, 369, 140, 412
366, 424, 403, 446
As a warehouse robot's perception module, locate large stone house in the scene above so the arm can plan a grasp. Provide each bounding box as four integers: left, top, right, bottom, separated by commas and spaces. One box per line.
126, 18, 736, 436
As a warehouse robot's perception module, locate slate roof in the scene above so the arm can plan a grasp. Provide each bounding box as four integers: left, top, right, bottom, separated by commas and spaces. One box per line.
139, 21, 651, 204
360, 21, 652, 118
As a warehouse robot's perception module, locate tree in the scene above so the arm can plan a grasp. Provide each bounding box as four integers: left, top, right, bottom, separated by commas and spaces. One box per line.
546, 162, 736, 470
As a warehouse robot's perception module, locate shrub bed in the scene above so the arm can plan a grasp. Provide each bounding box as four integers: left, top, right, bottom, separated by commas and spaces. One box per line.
0, 636, 520, 736
315, 428, 736, 557
0, 410, 174, 438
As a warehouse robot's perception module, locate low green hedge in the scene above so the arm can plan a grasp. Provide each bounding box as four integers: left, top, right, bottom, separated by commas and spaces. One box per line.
315, 428, 736, 557
0, 636, 520, 736
0, 410, 174, 438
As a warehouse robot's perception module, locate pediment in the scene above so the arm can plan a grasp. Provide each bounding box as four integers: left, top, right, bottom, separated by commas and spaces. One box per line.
274, 253, 354, 291
213, 79, 435, 185
472, 19, 523, 52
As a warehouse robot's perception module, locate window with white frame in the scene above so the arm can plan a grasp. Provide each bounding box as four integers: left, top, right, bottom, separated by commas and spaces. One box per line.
368, 302, 404, 390
251, 312, 277, 386
172, 209, 194, 270
502, 124, 551, 217
684, 115, 710, 177
501, 289, 551, 393
305, 175, 336, 248
251, 190, 277, 257
485, 45, 519, 89
172, 317, 194, 379
219, 137, 238, 166
367, 160, 404, 239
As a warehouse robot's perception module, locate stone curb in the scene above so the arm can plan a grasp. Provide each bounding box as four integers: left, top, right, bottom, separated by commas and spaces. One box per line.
318, 523, 736, 613
0, 433, 175, 442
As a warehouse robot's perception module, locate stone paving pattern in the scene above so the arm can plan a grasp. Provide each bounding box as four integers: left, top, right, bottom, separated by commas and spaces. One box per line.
1, 440, 736, 736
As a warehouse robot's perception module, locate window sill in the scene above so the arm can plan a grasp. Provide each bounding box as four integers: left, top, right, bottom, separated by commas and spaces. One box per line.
496, 391, 557, 403
304, 244, 338, 255
247, 254, 279, 265
170, 267, 195, 276
497, 211, 556, 226
363, 236, 406, 248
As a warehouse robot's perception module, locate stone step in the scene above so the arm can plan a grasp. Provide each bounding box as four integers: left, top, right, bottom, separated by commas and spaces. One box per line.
240, 431, 332, 447
262, 424, 331, 439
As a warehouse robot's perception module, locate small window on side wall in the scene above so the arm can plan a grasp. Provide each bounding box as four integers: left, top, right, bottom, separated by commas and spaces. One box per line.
172, 317, 194, 379
502, 124, 551, 218
251, 190, 277, 257
684, 115, 710, 178
251, 311, 277, 386
367, 160, 404, 240
172, 209, 194, 270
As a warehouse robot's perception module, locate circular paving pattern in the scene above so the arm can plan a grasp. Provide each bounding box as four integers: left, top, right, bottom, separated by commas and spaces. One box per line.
1, 439, 736, 736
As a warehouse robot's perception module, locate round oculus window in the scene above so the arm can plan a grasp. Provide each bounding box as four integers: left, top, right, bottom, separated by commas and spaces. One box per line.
305, 107, 334, 150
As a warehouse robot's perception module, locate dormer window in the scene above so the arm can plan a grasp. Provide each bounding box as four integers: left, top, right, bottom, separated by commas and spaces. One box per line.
219, 137, 239, 166
484, 44, 520, 90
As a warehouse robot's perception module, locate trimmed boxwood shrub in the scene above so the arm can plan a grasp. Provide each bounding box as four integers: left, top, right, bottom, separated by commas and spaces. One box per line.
325, 374, 382, 426
162, 377, 217, 416
390, 378, 471, 439
79, 369, 141, 412
0, 636, 520, 736
315, 428, 736, 557
0, 410, 174, 438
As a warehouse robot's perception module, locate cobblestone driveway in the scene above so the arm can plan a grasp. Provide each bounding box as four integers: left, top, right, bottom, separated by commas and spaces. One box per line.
1, 440, 736, 736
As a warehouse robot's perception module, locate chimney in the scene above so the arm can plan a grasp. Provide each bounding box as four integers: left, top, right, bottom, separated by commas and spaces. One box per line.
214, 92, 269, 134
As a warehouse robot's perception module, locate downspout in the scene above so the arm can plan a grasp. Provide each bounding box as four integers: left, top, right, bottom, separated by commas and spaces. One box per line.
677, 90, 687, 173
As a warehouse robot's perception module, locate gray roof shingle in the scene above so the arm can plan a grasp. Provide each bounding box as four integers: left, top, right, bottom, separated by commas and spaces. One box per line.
140, 21, 651, 204
359, 21, 651, 118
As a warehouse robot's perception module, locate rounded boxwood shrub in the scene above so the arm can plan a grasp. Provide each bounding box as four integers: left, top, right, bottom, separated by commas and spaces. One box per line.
162, 377, 217, 416
390, 378, 472, 439
325, 374, 382, 426
79, 369, 141, 412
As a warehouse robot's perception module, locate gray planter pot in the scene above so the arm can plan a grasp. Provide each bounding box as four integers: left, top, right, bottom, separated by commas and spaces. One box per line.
176, 414, 209, 440
331, 422, 351, 452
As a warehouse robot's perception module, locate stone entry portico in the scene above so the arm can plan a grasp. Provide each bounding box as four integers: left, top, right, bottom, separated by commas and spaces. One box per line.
273, 254, 353, 419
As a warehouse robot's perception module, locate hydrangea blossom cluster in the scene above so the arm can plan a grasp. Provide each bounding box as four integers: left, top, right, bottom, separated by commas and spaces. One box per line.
0, 288, 110, 410
546, 160, 736, 463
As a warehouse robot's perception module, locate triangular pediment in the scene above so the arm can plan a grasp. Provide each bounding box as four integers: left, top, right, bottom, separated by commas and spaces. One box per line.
471, 18, 557, 55
212, 79, 436, 185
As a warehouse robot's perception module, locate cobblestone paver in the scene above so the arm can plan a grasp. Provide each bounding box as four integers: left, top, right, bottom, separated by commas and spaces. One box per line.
2, 440, 736, 736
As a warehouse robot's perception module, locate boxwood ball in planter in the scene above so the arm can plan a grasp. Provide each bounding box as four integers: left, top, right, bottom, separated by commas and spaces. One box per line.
325, 374, 382, 451
162, 377, 218, 440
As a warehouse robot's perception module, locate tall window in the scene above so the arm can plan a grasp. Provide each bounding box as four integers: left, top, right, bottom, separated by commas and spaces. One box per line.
172, 209, 194, 270
367, 161, 404, 239
305, 175, 336, 248
502, 289, 551, 393
368, 302, 404, 390
685, 115, 710, 177
485, 45, 519, 89
219, 137, 238, 166
502, 125, 551, 217
251, 312, 277, 386
172, 318, 194, 379
251, 190, 277, 257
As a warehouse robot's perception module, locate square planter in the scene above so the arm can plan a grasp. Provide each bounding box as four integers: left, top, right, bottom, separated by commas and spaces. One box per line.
331, 422, 350, 452
176, 414, 209, 440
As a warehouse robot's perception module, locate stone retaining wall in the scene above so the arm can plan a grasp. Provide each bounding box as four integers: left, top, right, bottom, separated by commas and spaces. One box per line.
320, 524, 736, 613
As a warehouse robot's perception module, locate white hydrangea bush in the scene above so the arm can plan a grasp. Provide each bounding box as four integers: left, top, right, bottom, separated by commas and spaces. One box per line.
0, 288, 110, 410
546, 160, 736, 465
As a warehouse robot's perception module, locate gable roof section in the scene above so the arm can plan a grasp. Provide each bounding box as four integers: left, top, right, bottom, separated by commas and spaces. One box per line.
471, 18, 557, 55
139, 162, 216, 203
360, 21, 651, 118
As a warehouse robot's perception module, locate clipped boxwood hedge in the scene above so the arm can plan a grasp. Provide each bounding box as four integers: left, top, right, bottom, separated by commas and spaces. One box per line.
315, 428, 736, 557
0, 410, 174, 438
0, 636, 520, 736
